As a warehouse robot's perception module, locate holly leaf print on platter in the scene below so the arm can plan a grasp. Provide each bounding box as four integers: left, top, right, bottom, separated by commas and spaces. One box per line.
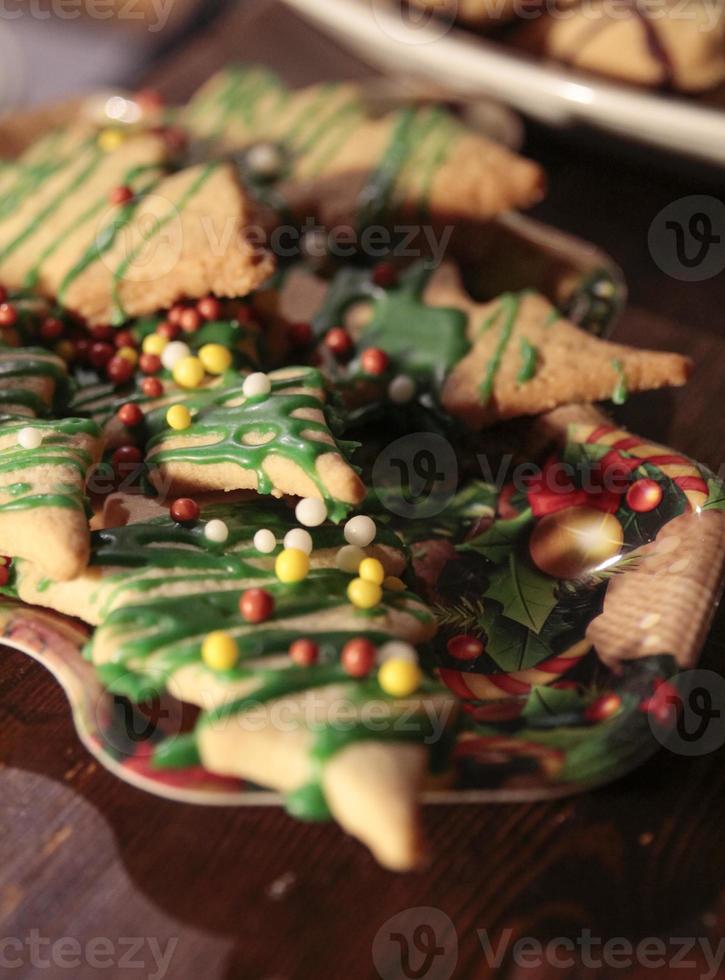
481, 608, 551, 672
458, 508, 533, 563
485, 553, 557, 633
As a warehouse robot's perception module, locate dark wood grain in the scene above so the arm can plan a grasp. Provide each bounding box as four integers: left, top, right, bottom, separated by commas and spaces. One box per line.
2, 5, 725, 978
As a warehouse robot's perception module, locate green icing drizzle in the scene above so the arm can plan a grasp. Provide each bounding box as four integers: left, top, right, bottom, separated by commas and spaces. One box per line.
517, 337, 538, 383
477, 293, 522, 405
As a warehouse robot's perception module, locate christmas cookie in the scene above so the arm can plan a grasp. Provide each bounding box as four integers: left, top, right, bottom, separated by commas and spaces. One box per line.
182, 66, 545, 230
0, 346, 70, 418
440, 290, 691, 429
143, 367, 365, 517
0, 417, 102, 579
512, 0, 725, 92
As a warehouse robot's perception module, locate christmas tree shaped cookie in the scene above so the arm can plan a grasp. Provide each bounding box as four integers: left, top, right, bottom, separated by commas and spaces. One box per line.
183, 65, 544, 229
143, 367, 365, 518
0, 417, 102, 579
440, 288, 691, 429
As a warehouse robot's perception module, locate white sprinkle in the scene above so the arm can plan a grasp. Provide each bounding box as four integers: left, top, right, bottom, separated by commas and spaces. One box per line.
242, 372, 272, 398
300, 229, 328, 261
344, 515, 376, 548
17, 426, 43, 450
204, 519, 229, 544
161, 341, 191, 371
388, 374, 415, 404
284, 528, 313, 555
253, 528, 276, 554
246, 142, 284, 179
377, 641, 418, 665
335, 544, 366, 574
295, 497, 327, 528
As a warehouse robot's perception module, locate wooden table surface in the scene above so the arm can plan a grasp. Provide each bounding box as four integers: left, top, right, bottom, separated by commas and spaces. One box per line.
2, 4, 725, 978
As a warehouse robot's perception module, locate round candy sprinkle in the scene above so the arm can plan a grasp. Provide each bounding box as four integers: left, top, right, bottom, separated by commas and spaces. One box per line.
91, 324, 114, 341
17, 427, 43, 450
388, 374, 415, 404
204, 519, 229, 544
358, 557, 384, 585
157, 320, 180, 340
287, 321, 313, 348
0, 566, 9, 588
275, 548, 310, 583
377, 641, 418, 665
324, 327, 352, 358
107, 355, 135, 384
626, 478, 664, 514
116, 345, 138, 365
246, 142, 284, 178
139, 353, 162, 375
289, 639, 319, 667
98, 127, 125, 152
199, 343, 232, 375
179, 308, 202, 334
378, 659, 422, 698
240, 587, 275, 624
253, 528, 277, 554
335, 544, 366, 574
167, 304, 185, 326
242, 372, 272, 398
172, 355, 205, 389
170, 497, 199, 523
109, 185, 133, 205
372, 262, 397, 288
114, 329, 136, 349
55, 340, 74, 362
383, 576, 406, 592
197, 296, 222, 321
111, 445, 143, 473
166, 404, 191, 430
141, 377, 163, 398
161, 340, 191, 371
202, 631, 238, 671
295, 497, 327, 528
142, 333, 167, 356
0, 303, 17, 327
341, 638, 376, 678
117, 402, 143, 427
347, 577, 382, 610
343, 515, 376, 548
40, 317, 64, 341
89, 340, 114, 369
284, 528, 313, 555
360, 347, 389, 376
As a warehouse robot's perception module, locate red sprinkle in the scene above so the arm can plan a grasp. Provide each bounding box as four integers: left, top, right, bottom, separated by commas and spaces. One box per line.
40, 317, 65, 341
360, 347, 389, 376
0, 303, 18, 327
341, 638, 376, 678
289, 639, 319, 667
90, 324, 115, 341
240, 588, 275, 624
372, 262, 397, 288
170, 497, 200, 523
112, 444, 143, 476
114, 328, 136, 349
141, 377, 164, 398
584, 693, 622, 724
74, 337, 91, 364
287, 321, 313, 348
179, 308, 202, 333
117, 402, 143, 427
0, 285, 6, 304
107, 355, 135, 384
135, 88, 164, 111
0, 565, 9, 588
167, 305, 186, 326
157, 320, 181, 340
89, 340, 115, 369
139, 353, 162, 375
109, 185, 134, 206
197, 296, 222, 321
324, 327, 353, 358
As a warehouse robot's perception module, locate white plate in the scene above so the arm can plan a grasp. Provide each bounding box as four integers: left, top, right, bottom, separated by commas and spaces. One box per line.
280, 0, 725, 167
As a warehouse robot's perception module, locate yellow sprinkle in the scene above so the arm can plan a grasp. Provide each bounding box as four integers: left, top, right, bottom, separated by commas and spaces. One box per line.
172, 355, 205, 389
275, 547, 310, 584
358, 557, 384, 585
347, 577, 382, 610
383, 576, 406, 592
202, 631, 238, 671
54, 340, 75, 362
166, 404, 191, 430
117, 345, 138, 366
98, 128, 126, 152
142, 333, 168, 356
378, 658, 422, 698
199, 343, 233, 375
